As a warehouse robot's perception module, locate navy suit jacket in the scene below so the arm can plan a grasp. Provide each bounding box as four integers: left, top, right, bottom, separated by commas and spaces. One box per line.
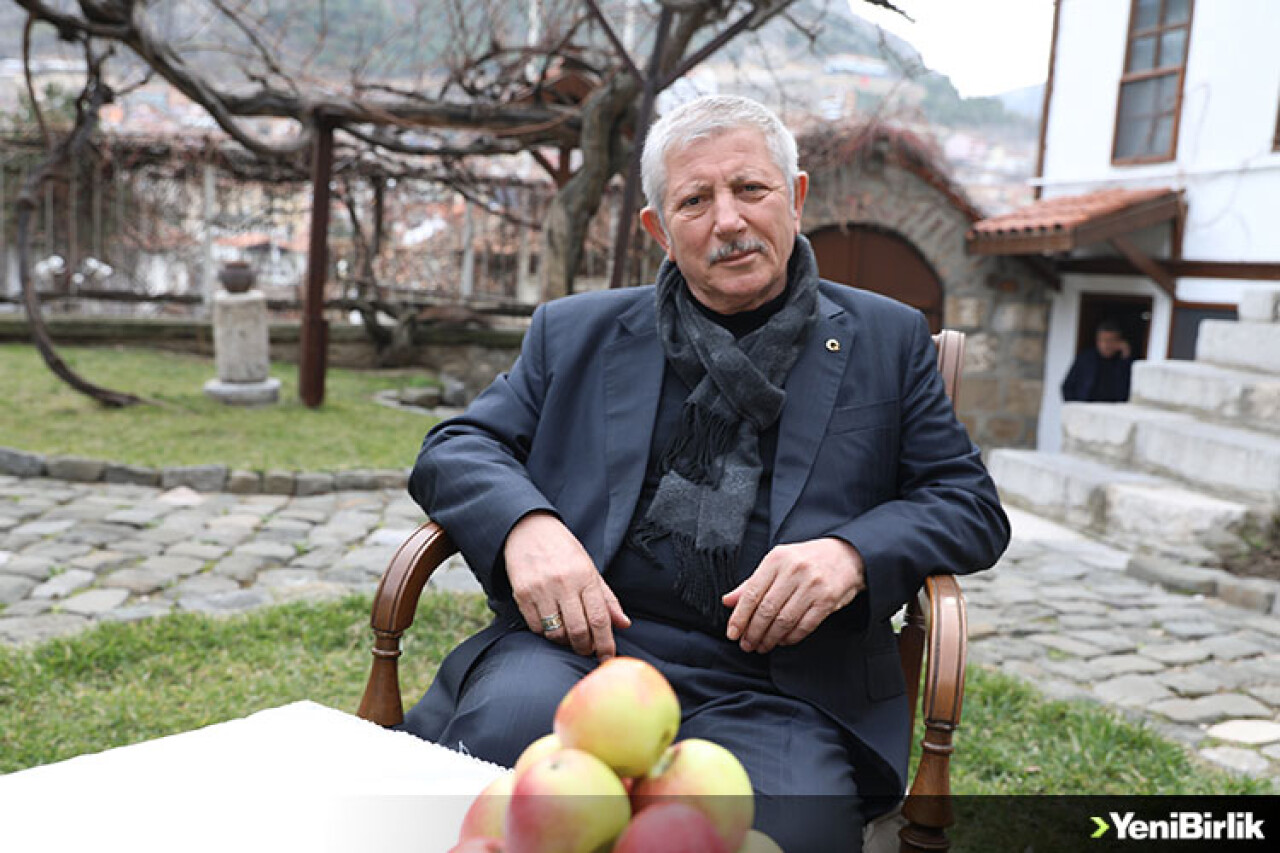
408, 280, 1009, 795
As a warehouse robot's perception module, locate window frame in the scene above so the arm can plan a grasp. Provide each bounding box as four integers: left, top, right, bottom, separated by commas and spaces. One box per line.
1111, 0, 1195, 166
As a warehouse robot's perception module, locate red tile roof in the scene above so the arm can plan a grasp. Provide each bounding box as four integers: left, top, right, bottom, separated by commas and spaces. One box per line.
966, 187, 1181, 255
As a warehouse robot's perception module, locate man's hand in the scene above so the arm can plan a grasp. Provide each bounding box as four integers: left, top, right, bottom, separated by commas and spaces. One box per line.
504, 511, 631, 659
722, 537, 865, 654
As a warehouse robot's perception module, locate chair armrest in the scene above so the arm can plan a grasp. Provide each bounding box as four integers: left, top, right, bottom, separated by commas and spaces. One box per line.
917, 574, 968, 730
356, 521, 458, 727
899, 574, 969, 853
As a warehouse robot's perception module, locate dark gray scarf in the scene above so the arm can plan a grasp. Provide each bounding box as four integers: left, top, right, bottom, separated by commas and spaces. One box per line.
634, 235, 821, 626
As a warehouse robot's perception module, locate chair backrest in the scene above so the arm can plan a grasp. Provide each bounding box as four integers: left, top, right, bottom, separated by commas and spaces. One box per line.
932, 330, 965, 408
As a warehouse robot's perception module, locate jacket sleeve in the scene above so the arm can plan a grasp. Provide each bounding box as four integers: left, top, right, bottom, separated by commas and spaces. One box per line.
408, 304, 559, 599
829, 313, 1010, 628
1061, 350, 1093, 401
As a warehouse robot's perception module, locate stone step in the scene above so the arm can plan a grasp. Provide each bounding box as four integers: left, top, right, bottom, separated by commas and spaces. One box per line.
988, 449, 1156, 529
1131, 360, 1280, 435
1238, 286, 1280, 323
1196, 319, 1280, 375
989, 449, 1256, 564
1061, 403, 1280, 506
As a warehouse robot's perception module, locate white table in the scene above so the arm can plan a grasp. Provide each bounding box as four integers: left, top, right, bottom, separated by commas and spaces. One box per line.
0, 701, 508, 853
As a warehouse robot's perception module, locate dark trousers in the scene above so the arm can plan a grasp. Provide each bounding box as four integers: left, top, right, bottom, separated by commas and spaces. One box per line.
405, 620, 865, 853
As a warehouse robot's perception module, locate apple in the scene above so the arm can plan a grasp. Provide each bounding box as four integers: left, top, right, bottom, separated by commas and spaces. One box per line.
448, 838, 505, 853
737, 829, 785, 853
505, 748, 631, 853
613, 802, 731, 853
631, 738, 755, 851
553, 656, 680, 777
458, 773, 514, 841
513, 733, 563, 778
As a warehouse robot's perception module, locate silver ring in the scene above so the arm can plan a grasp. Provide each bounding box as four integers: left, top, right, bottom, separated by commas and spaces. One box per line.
540, 613, 564, 633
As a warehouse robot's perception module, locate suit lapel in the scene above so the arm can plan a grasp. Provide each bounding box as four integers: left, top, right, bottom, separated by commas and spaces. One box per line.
770, 292, 850, 540
601, 297, 664, 563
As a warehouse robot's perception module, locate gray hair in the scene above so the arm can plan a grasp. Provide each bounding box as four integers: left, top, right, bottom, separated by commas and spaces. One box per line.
640, 95, 800, 224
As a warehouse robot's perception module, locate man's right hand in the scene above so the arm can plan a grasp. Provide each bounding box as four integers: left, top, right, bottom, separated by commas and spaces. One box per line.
503, 511, 630, 659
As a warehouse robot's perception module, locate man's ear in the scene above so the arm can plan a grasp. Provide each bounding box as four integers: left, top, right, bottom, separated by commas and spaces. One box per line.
792, 172, 809, 230
639, 207, 673, 258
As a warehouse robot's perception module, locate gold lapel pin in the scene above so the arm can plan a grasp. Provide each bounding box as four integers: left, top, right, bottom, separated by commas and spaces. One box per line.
825, 338, 841, 353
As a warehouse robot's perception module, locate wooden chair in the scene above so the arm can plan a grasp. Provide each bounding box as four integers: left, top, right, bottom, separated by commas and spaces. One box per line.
358, 331, 971, 853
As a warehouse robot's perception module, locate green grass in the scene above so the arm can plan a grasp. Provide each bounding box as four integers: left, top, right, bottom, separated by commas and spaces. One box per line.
0, 344, 438, 470
950, 666, 1272, 796
3, 594, 1272, 802
0, 593, 491, 774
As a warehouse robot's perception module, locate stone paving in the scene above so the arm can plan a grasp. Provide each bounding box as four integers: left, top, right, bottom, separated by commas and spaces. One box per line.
1, 475, 1278, 784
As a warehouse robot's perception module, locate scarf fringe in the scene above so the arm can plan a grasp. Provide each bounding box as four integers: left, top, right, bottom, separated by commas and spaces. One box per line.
660, 402, 738, 485
630, 522, 738, 629
671, 531, 738, 629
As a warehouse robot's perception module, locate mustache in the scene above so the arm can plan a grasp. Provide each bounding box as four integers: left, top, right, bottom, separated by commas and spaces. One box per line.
707, 239, 766, 265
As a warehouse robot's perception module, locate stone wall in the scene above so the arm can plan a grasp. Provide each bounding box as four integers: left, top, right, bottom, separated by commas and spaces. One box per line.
0, 316, 523, 401
802, 157, 1052, 450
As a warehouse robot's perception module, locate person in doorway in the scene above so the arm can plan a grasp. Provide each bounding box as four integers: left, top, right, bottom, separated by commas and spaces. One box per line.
1061, 317, 1134, 402
400, 94, 1009, 852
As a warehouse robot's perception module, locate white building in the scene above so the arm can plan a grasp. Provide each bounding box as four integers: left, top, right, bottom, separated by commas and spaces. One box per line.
968, 0, 1280, 451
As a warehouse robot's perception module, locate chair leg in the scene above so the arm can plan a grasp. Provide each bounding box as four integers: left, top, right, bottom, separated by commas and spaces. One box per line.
356, 628, 406, 727
897, 721, 956, 853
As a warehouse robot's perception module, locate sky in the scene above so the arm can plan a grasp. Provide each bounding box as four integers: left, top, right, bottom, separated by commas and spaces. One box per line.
848, 0, 1057, 98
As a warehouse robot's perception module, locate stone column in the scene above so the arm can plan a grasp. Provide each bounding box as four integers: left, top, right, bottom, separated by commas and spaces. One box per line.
203, 290, 281, 405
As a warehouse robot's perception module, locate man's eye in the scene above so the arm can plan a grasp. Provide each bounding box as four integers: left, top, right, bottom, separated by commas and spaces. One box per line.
740, 183, 767, 195
679, 195, 703, 209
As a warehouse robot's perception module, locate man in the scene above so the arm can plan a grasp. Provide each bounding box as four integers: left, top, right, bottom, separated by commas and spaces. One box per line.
1062, 318, 1134, 402
402, 95, 1009, 851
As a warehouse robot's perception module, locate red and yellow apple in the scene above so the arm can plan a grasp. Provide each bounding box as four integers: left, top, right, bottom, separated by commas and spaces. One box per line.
613, 802, 731, 853
505, 748, 631, 853
737, 828, 785, 853
631, 738, 755, 850
447, 837, 505, 852
553, 656, 680, 777
512, 733, 563, 778
458, 773, 514, 842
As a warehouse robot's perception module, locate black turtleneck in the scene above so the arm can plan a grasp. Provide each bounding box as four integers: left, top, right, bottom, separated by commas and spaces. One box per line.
690, 280, 792, 338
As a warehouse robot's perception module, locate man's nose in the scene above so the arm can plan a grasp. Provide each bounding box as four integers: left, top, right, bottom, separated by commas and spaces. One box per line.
710, 188, 746, 238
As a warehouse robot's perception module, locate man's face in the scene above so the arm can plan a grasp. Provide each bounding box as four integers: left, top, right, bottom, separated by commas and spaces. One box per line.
1096, 329, 1126, 358
640, 127, 808, 315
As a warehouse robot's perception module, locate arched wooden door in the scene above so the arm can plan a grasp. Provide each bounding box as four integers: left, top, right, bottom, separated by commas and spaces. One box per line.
808, 224, 944, 333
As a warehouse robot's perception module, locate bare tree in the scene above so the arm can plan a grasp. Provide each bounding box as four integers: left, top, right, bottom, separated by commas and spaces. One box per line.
10, 0, 902, 402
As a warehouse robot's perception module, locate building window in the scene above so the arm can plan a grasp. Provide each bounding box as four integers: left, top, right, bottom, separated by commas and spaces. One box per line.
1113, 0, 1193, 164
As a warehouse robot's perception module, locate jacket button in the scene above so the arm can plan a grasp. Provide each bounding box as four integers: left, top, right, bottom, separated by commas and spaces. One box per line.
825, 338, 841, 353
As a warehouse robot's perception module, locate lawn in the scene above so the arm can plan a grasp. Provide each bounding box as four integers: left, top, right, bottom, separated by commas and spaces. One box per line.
2, 593, 1270, 799
0, 344, 438, 471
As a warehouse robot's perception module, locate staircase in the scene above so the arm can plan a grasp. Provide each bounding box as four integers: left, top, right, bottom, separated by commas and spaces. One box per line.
990, 287, 1280, 566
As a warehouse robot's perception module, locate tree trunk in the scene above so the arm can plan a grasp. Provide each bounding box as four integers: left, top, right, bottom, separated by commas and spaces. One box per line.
539, 73, 638, 300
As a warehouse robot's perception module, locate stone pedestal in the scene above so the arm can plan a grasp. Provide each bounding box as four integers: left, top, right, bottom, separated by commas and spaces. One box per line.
204, 291, 280, 405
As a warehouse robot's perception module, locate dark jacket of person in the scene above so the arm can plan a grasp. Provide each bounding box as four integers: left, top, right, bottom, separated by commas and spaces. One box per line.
1062, 347, 1133, 402
408, 281, 1010, 796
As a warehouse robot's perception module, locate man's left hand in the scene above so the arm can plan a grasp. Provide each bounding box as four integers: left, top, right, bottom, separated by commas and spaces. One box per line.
722, 538, 865, 654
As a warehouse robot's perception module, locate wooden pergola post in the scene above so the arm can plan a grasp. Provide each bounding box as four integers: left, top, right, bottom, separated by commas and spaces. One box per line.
300, 118, 334, 408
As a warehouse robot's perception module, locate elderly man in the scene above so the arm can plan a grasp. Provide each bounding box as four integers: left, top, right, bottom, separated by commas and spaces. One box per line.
402, 95, 1009, 851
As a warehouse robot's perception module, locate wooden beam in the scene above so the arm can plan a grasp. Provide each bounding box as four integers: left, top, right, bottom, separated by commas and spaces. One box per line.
1056, 257, 1280, 281
299, 120, 334, 409
1109, 236, 1175, 295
